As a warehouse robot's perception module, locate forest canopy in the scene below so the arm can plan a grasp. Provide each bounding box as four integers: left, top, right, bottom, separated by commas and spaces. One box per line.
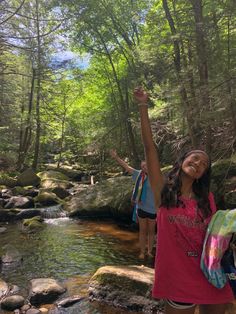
0, 0, 235, 170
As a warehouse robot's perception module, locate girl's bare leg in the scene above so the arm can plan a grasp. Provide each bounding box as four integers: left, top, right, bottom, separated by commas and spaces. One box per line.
138, 216, 148, 258
147, 218, 156, 256
199, 303, 228, 314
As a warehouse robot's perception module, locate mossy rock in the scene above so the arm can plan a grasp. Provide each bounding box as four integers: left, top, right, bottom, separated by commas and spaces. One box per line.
37, 171, 70, 181
0, 174, 17, 188
35, 191, 62, 206
40, 178, 72, 190
90, 265, 154, 297
23, 216, 44, 230
12, 186, 27, 195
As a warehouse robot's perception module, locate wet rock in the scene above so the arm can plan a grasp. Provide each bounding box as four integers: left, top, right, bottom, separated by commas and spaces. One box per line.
0, 208, 18, 222
17, 169, 41, 187
25, 309, 41, 314
56, 295, 85, 308
38, 307, 49, 313
1, 244, 22, 264
1, 189, 13, 199
21, 304, 31, 311
22, 216, 44, 232
89, 265, 164, 313
29, 278, 66, 305
0, 279, 9, 298
0, 226, 7, 233
0, 295, 25, 310
16, 208, 42, 220
4, 196, 34, 209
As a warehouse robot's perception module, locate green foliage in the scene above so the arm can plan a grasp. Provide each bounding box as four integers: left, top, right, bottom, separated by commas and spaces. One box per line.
1, 0, 235, 169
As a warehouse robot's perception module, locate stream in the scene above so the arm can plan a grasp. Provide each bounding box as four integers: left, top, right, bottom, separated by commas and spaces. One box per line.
0, 217, 144, 313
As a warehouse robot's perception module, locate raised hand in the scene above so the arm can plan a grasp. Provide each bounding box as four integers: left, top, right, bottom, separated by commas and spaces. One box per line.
110, 149, 118, 159
133, 87, 149, 105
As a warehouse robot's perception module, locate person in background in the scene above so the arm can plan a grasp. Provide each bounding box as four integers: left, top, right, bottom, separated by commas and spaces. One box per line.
110, 149, 156, 259
133, 86, 234, 314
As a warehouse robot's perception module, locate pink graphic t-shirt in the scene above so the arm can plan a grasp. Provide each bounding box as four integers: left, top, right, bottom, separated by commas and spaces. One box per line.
152, 193, 234, 304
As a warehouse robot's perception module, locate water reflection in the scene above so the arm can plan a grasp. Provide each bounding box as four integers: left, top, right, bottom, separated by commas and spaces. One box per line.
0, 218, 143, 313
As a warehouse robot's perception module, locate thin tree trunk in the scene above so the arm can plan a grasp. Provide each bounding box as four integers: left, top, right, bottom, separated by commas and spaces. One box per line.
17, 68, 35, 169
32, 0, 41, 170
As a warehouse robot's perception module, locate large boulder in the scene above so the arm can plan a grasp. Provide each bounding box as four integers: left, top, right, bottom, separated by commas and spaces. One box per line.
28, 278, 66, 305
89, 265, 163, 313
17, 169, 41, 187
65, 176, 133, 220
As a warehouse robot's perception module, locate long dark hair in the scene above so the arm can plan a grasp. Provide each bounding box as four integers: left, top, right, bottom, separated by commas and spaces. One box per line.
161, 151, 212, 219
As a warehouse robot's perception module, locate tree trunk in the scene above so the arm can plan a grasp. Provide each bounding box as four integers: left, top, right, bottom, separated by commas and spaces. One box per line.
190, 0, 212, 154
162, 0, 200, 148
32, 0, 41, 170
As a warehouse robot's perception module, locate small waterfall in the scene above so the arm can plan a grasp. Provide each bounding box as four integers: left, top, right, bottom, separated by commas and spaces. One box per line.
40, 205, 67, 219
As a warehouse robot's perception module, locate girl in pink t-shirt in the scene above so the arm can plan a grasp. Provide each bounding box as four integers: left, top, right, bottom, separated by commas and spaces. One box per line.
133, 87, 234, 314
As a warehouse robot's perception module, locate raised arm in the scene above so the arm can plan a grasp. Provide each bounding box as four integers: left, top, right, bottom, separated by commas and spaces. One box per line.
133, 87, 164, 207
110, 149, 134, 174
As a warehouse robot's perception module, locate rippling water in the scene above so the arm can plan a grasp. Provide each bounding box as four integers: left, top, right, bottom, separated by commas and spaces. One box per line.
0, 218, 146, 313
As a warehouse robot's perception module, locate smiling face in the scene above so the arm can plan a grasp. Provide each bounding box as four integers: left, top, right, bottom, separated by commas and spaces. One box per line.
141, 161, 147, 173
181, 151, 209, 180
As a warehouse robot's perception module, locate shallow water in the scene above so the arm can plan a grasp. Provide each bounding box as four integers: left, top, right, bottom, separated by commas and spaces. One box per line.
0, 218, 148, 313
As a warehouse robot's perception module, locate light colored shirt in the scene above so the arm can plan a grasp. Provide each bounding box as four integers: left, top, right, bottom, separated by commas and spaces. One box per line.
132, 169, 156, 215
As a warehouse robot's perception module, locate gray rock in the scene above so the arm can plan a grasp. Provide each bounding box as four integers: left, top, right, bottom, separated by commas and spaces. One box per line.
29, 278, 66, 305
65, 176, 133, 220
4, 196, 34, 209
0, 295, 25, 310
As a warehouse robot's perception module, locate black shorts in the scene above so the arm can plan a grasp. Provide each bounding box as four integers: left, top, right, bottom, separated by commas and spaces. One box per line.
137, 208, 156, 220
